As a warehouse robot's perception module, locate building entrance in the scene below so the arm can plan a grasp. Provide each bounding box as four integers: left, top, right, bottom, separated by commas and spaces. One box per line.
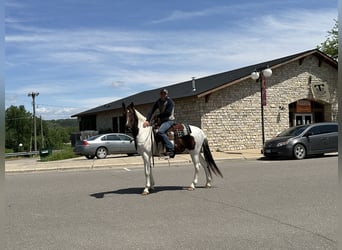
289, 99, 325, 127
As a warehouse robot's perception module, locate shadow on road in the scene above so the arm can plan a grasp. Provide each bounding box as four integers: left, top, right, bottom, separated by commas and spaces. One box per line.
90, 186, 185, 198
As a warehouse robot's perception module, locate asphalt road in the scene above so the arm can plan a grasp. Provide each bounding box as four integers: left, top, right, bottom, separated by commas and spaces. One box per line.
5, 156, 338, 250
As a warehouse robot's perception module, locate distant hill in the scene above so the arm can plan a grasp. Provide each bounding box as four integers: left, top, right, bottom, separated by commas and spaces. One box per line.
46, 119, 78, 128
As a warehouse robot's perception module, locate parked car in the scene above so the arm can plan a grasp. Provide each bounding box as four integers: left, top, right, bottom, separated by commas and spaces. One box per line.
263, 122, 338, 160
74, 133, 137, 159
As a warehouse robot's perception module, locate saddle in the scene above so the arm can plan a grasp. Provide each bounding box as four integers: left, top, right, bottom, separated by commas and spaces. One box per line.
153, 122, 196, 155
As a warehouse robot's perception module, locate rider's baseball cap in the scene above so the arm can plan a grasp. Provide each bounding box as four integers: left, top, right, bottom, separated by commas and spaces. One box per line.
160, 88, 168, 94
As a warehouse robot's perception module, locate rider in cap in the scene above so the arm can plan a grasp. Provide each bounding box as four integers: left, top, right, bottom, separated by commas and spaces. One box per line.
143, 88, 175, 158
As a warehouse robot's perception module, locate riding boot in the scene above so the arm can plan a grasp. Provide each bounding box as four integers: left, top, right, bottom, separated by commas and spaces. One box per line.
166, 148, 175, 158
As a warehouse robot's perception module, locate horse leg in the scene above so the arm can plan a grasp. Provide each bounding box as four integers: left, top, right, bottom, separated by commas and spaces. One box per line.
189, 153, 200, 191
142, 153, 152, 195
200, 154, 212, 188
150, 167, 155, 191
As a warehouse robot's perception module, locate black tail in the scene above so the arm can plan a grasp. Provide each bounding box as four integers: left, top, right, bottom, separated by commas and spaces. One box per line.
202, 138, 223, 178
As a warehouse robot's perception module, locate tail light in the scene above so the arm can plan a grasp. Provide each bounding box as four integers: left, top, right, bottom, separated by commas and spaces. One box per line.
82, 140, 89, 146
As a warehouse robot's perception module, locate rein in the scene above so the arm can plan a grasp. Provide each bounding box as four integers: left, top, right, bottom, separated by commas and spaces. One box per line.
150, 129, 155, 168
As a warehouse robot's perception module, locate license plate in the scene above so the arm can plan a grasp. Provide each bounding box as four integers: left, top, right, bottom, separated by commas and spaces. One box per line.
265, 149, 271, 153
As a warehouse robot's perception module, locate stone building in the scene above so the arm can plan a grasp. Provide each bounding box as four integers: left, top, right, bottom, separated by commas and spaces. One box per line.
72, 49, 338, 151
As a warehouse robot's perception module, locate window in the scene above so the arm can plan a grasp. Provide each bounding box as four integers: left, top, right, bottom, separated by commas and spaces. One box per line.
103, 135, 120, 141
320, 124, 338, 134
112, 116, 127, 133
118, 134, 132, 141
307, 126, 322, 136
306, 124, 338, 136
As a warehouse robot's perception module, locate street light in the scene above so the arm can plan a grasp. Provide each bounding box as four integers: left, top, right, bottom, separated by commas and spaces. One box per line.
251, 67, 272, 146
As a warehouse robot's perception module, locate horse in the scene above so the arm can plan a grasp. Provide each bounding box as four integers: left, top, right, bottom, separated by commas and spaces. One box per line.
123, 102, 223, 195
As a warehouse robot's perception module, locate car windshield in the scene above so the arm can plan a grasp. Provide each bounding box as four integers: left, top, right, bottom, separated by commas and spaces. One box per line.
277, 125, 309, 137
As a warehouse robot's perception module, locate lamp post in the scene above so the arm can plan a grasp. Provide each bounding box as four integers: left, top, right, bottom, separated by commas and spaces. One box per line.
251, 67, 272, 146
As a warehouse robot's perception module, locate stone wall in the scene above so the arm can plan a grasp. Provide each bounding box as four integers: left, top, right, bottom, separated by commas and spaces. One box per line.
173, 96, 202, 127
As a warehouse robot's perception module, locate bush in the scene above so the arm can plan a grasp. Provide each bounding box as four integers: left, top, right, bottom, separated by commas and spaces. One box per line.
40, 145, 78, 162
5, 148, 14, 153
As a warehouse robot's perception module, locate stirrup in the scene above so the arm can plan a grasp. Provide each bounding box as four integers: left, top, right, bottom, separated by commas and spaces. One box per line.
166, 150, 175, 158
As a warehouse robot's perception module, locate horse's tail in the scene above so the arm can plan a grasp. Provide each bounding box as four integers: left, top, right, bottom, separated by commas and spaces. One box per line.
202, 138, 223, 178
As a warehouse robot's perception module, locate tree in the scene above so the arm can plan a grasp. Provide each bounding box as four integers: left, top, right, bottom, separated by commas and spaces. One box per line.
5, 105, 78, 152
5, 105, 32, 152
318, 19, 338, 60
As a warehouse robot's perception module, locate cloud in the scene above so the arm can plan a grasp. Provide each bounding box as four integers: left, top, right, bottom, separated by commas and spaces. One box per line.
151, 9, 210, 24
5, 3, 337, 119
6, 7, 336, 69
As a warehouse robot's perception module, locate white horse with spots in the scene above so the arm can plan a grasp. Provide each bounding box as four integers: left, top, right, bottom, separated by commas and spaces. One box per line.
123, 102, 223, 195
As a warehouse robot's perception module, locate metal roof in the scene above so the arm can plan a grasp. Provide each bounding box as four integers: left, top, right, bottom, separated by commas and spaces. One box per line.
72, 49, 336, 117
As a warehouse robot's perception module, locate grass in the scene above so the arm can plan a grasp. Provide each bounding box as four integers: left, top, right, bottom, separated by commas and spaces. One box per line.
40, 145, 79, 162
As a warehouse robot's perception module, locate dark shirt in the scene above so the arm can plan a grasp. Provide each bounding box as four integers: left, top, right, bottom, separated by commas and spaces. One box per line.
146, 96, 175, 123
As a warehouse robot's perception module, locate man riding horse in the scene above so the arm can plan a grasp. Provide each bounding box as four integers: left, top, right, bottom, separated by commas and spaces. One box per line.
143, 88, 176, 158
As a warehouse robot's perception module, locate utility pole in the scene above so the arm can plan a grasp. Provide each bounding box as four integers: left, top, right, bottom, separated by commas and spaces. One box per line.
40, 115, 44, 148
28, 92, 39, 152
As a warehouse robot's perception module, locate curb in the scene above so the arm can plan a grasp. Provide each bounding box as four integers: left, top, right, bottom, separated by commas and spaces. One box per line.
5, 151, 263, 173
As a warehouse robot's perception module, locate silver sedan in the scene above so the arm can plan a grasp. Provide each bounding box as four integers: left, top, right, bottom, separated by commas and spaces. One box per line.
74, 133, 137, 159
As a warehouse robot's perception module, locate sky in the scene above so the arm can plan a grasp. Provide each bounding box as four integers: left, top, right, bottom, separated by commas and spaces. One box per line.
5, 0, 338, 120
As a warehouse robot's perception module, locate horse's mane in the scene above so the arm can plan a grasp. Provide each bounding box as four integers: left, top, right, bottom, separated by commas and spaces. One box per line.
133, 108, 146, 122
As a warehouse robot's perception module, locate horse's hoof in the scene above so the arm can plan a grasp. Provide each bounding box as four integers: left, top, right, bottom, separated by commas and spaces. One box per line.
187, 187, 195, 191
205, 184, 212, 188
141, 191, 149, 196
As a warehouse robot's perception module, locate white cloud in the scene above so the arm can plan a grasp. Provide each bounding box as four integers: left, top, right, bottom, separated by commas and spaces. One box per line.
5, 4, 337, 119
151, 10, 210, 24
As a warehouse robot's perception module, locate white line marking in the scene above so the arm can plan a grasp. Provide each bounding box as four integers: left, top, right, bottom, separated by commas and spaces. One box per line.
123, 168, 131, 171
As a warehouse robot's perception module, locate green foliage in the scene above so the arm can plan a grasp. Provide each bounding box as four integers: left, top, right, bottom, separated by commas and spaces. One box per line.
317, 19, 338, 60
6, 105, 32, 152
5, 105, 79, 152
43, 119, 78, 149
40, 145, 78, 162
46, 119, 78, 127
5, 148, 14, 153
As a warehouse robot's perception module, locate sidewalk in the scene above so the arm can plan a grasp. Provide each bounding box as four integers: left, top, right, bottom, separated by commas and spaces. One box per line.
5, 149, 263, 173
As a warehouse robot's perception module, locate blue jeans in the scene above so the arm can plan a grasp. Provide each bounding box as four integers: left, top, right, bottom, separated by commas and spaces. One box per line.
158, 120, 175, 151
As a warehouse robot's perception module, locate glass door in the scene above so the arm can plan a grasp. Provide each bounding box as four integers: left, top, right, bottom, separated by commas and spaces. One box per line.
295, 114, 312, 126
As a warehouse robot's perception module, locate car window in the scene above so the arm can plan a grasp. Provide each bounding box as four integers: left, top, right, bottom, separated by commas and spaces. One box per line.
87, 135, 101, 141
307, 126, 321, 135
118, 134, 132, 141
321, 124, 338, 133
102, 135, 120, 141
306, 124, 338, 136
277, 125, 308, 137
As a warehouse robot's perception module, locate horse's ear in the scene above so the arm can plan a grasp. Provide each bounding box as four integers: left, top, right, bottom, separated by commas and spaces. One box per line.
129, 102, 134, 109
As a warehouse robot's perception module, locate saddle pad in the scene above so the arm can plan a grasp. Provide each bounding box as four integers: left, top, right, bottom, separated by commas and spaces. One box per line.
171, 123, 192, 137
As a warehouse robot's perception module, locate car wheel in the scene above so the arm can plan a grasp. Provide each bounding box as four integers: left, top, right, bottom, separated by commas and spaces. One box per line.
85, 155, 95, 159
293, 144, 306, 160
96, 147, 108, 159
